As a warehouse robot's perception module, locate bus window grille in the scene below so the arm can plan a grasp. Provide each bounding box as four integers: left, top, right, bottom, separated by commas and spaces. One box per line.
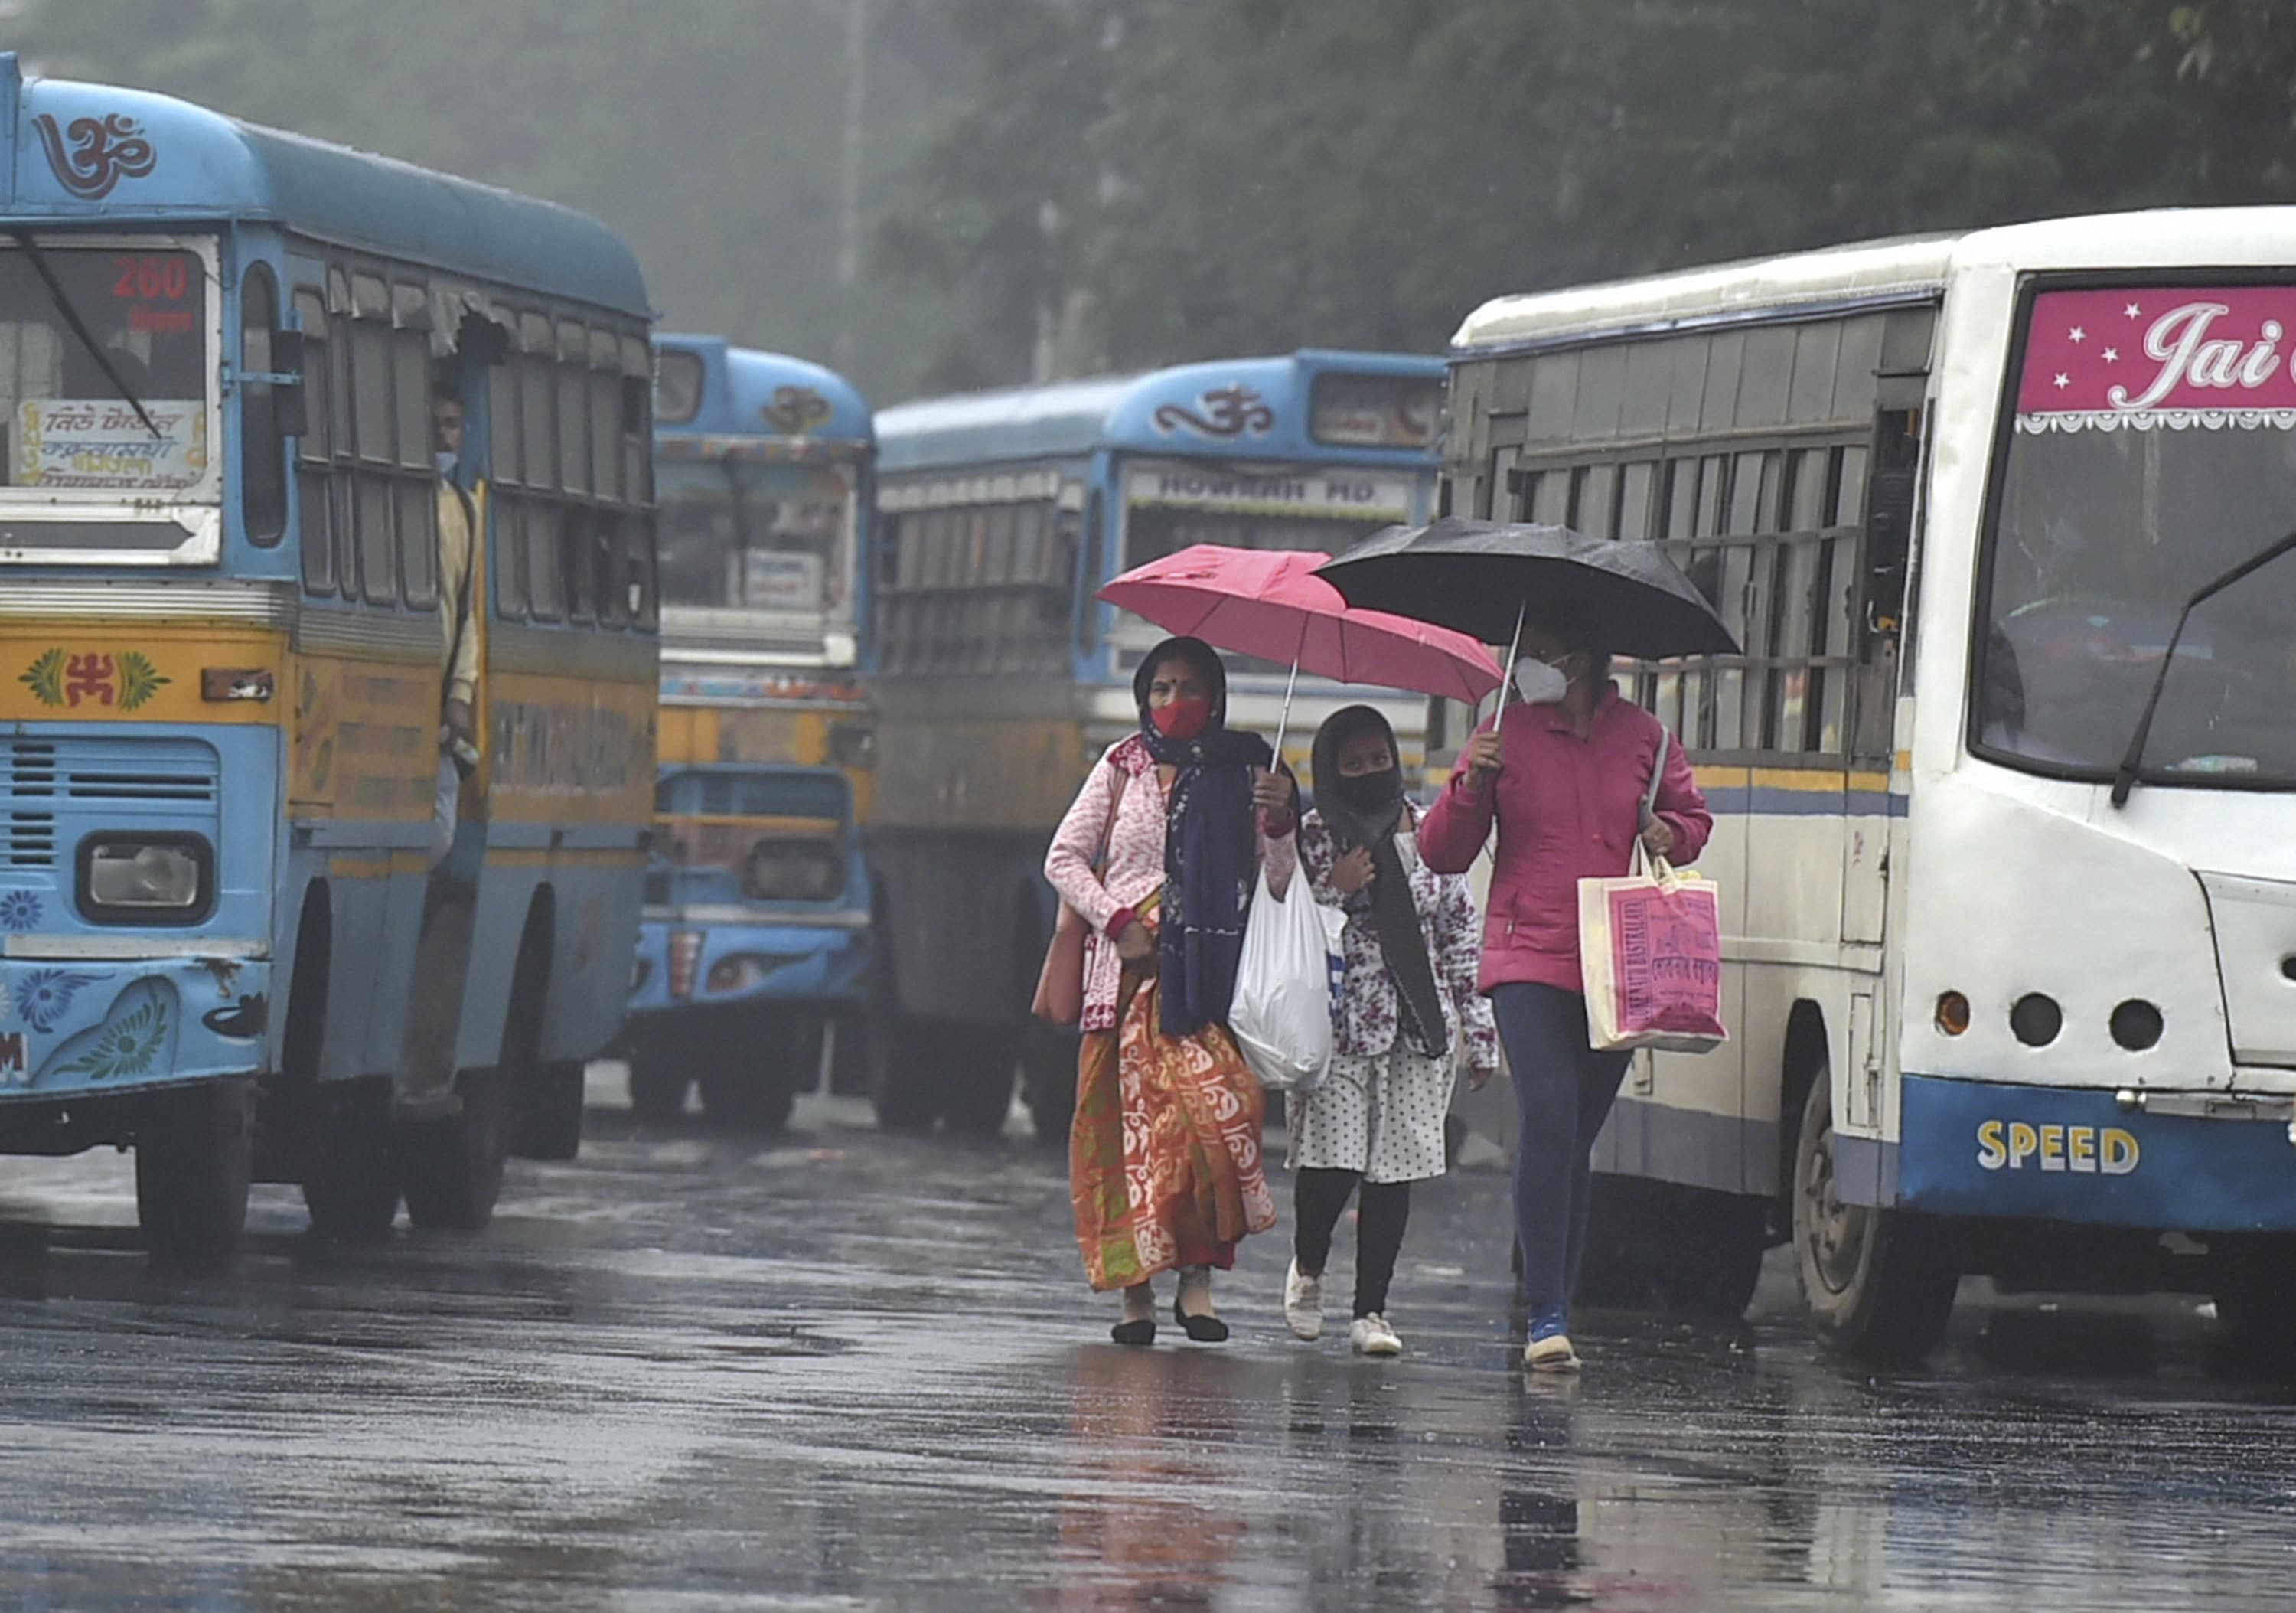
64, 770, 218, 802
5, 813, 54, 868
7, 743, 56, 798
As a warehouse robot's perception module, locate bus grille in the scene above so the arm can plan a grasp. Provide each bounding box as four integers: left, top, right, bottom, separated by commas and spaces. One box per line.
0, 739, 220, 869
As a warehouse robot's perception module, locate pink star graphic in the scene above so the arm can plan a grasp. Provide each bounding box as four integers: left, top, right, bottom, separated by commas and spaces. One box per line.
2102, 348, 2119, 362
2125, 302, 2142, 319
2069, 326, 2086, 343
2053, 373, 2070, 389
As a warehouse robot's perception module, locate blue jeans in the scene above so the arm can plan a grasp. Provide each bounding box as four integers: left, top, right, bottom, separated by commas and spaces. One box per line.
1492, 983, 1631, 1318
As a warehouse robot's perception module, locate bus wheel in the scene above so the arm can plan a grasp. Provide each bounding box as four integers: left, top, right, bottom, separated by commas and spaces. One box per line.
2209, 1239, 2296, 1370
698, 1068, 797, 1132
401, 1069, 508, 1233
1020, 1022, 1078, 1148
627, 1046, 691, 1123
1572, 1177, 1662, 1309
872, 1017, 938, 1134
302, 1098, 400, 1242
1650, 1186, 1769, 1321
940, 1027, 1016, 1139
137, 1077, 254, 1264
1792, 1073, 1957, 1360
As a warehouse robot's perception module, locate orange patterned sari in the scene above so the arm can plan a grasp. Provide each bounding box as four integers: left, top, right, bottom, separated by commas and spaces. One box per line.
1070, 964, 1275, 1291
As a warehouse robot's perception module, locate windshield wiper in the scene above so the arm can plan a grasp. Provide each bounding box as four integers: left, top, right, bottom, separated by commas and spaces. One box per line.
2111, 524, 2296, 808
9, 229, 161, 440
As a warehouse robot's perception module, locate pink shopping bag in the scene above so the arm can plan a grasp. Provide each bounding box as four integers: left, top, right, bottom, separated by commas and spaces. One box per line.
1577, 844, 1727, 1053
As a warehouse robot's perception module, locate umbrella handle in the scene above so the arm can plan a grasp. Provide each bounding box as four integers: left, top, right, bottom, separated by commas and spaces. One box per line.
1272, 655, 1300, 763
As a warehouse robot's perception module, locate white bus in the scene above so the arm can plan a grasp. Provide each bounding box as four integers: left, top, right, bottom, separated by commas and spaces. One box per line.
1444, 211, 2296, 1358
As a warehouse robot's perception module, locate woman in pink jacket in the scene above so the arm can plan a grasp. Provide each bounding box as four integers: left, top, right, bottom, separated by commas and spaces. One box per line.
1044, 636, 1297, 1347
1418, 620, 1711, 1373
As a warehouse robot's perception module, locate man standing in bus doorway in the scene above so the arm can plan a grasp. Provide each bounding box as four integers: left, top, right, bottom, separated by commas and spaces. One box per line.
432, 384, 481, 868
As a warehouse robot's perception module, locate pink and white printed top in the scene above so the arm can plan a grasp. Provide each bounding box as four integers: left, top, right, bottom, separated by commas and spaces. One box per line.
1044, 735, 1296, 1033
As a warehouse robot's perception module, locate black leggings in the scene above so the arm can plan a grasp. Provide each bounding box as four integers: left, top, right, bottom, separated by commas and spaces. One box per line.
1293, 1167, 1412, 1318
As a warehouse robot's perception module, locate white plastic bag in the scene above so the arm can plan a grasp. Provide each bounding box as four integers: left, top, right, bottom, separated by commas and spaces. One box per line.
1228, 867, 1349, 1093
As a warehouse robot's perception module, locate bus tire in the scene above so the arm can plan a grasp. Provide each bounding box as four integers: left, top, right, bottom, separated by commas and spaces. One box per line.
872, 1016, 938, 1135
2209, 1239, 2296, 1371
302, 1095, 400, 1242
1792, 1073, 1957, 1360
512, 1060, 585, 1161
627, 1043, 691, 1122
401, 1069, 508, 1233
1649, 1186, 1769, 1321
137, 1077, 254, 1264
698, 1068, 797, 1132
939, 1025, 1016, 1139
1021, 1022, 1078, 1148
1572, 1176, 1662, 1310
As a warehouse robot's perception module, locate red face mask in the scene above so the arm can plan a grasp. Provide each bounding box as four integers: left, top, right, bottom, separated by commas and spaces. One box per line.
1150, 697, 1212, 743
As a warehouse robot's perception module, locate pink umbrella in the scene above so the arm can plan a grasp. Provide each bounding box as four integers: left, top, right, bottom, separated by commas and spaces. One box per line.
1098, 544, 1502, 753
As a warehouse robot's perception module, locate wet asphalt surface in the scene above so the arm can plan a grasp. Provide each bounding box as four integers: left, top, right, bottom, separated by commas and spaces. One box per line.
0, 1073, 2290, 1610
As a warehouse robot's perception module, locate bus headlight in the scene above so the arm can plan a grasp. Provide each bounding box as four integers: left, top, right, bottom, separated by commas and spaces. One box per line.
79, 835, 210, 922
743, 842, 845, 903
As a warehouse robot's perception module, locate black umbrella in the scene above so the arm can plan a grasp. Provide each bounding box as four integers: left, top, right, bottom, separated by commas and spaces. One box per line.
1313, 518, 1741, 660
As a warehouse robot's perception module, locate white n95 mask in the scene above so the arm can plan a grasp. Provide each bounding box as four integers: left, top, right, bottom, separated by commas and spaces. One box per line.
1513, 655, 1570, 705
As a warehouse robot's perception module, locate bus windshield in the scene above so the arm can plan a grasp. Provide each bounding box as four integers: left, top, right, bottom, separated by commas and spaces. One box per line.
657, 456, 856, 616
0, 243, 210, 497
1976, 286, 2296, 785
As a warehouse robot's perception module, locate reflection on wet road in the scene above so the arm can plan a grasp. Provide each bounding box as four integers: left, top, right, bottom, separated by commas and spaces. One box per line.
0, 1070, 2290, 1609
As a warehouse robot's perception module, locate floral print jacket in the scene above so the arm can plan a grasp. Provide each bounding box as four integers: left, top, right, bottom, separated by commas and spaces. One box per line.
1300, 806, 1499, 1070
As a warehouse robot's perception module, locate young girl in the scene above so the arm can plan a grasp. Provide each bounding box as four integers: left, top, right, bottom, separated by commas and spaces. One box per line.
1285, 705, 1499, 1356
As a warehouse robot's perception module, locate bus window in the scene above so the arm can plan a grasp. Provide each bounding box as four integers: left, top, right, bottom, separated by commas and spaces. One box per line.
399, 479, 436, 607
526, 501, 565, 620
557, 357, 590, 498
356, 474, 393, 605
560, 505, 595, 622
520, 354, 556, 492
628, 511, 658, 628
240, 263, 287, 544
595, 514, 630, 628
490, 360, 521, 488
494, 491, 529, 617
589, 371, 620, 504
293, 289, 334, 593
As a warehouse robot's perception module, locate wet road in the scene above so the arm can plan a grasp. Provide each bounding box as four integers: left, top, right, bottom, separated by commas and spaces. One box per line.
0, 1073, 2291, 1610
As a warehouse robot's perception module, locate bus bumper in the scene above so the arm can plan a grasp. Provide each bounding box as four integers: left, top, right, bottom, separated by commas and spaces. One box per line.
625, 914, 871, 1023
0, 954, 270, 1100
1868, 1073, 2296, 1233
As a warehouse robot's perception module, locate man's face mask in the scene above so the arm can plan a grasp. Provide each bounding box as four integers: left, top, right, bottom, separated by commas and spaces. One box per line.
1513, 653, 1572, 705
434, 450, 459, 479
1150, 697, 1212, 742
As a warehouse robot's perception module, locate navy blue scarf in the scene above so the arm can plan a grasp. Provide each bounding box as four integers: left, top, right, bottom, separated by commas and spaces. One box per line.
1137, 639, 1271, 1037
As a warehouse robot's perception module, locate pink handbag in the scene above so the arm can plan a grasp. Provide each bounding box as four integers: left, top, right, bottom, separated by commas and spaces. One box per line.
1031, 903, 1088, 1026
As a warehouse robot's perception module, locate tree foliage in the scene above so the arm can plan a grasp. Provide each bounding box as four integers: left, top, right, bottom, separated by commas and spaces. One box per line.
11, 0, 970, 400
883, 0, 2296, 390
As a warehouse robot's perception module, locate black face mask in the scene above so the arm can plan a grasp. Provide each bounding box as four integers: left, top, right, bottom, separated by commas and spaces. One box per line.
1329, 766, 1403, 817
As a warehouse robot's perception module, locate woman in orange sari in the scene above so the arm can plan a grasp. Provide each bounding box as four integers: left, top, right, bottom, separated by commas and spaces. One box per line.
1045, 637, 1296, 1344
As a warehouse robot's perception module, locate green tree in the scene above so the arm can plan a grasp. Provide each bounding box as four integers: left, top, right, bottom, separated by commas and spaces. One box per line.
881, 0, 2249, 389
14, 0, 974, 400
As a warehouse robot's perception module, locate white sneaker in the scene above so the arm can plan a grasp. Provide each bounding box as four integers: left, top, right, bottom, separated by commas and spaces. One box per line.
1524, 1333, 1582, 1374
1283, 1259, 1324, 1340
1350, 1313, 1404, 1357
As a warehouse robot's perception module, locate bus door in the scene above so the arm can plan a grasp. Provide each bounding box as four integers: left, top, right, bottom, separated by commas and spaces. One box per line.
396, 342, 494, 1115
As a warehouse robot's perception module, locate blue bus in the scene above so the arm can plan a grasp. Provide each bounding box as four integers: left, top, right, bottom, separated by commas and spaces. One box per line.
0, 59, 658, 1256
869, 351, 1445, 1139
620, 338, 875, 1129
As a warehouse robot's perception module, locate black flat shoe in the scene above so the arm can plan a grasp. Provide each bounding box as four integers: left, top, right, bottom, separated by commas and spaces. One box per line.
1173, 1298, 1229, 1344
1110, 1318, 1157, 1347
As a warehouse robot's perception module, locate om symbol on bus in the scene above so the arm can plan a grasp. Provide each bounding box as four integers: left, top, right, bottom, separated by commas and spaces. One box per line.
761, 386, 832, 437
31, 113, 158, 201
1153, 385, 1276, 439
